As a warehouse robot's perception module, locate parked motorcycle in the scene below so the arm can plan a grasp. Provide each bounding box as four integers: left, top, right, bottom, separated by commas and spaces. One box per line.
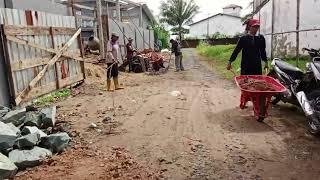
268, 48, 320, 135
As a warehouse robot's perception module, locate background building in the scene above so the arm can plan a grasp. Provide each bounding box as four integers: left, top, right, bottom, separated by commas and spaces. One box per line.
188, 4, 244, 39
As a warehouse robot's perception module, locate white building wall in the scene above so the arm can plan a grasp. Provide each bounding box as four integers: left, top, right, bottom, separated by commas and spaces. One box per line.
189, 15, 244, 38
223, 7, 241, 16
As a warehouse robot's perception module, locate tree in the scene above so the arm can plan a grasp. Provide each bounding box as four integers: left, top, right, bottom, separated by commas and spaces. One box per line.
160, 0, 199, 41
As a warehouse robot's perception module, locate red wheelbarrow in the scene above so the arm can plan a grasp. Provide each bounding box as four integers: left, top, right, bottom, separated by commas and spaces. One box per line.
234, 75, 286, 122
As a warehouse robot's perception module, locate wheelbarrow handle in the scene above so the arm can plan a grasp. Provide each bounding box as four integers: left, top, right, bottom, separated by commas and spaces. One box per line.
229, 69, 237, 77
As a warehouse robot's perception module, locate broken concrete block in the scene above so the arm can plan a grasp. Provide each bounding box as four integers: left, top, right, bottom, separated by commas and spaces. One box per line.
24, 112, 43, 127
41, 106, 57, 128
41, 133, 70, 153
7, 123, 21, 136
14, 133, 41, 149
0, 122, 18, 152
0, 152, 18, 179
9, 147, 52, 169
21, 126, 47, 139
2, 108, 26, 126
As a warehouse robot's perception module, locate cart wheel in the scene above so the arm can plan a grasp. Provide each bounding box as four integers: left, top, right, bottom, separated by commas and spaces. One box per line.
257, 116, 265, 122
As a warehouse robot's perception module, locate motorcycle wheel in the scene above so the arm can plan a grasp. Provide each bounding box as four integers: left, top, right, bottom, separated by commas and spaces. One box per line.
306, 90, 320, 136
271, 95, 281, 105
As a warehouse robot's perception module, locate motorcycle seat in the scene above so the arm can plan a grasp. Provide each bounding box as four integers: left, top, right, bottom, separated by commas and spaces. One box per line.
275, 59, 304, 79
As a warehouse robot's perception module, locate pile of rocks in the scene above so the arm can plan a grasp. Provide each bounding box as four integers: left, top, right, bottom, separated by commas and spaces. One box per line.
0, 105, 71, 179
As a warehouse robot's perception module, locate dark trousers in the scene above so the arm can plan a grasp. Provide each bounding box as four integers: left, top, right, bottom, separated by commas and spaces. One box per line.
107, 63, 119, 79
127, 57, 133, 72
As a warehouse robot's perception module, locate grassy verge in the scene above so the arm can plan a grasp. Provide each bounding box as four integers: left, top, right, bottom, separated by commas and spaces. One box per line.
33, 88, 71, 106
196, 44, 308, 79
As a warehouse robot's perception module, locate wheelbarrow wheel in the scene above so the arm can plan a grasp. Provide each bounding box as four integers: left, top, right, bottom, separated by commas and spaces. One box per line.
257, 96, 266, 122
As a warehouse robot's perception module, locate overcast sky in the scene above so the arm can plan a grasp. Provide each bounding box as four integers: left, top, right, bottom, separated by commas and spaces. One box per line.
133, 0, 252, 23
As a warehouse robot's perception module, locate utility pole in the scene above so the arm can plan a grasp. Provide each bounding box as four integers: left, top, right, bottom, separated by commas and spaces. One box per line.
96, 0, 105, 59
116, 0, 121, 21
207, 13, 210, 38
139, 4, 143, 27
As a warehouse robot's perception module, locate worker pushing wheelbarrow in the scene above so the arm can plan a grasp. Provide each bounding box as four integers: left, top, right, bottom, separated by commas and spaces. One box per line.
226, 18, 286, 121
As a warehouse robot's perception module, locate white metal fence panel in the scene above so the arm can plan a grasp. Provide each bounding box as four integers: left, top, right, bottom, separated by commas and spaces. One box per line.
254, 0, 320, 59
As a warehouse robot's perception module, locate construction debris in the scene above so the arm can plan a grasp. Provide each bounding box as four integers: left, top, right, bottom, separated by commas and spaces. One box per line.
7, 123, 21, 136
40, 133, 71, 153
0, 152, 18, 179
21, 126, 47, 139
0, 121, 18, 152
239, 78, 276, 91
24, 112, 43, 127
41, 106, 57, 128
2, 108, 26, 126
9, 147, 52, 169
137, 49, 166, 72
0, 105, 70, 177
14, 133, 41, 149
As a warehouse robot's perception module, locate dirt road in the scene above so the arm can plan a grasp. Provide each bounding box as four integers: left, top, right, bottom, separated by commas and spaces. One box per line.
19, 49, 320, 180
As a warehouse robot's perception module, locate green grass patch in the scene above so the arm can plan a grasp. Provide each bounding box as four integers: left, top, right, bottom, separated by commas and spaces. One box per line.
33, 88, 71, 106
197, 44, 240, 79
196, 43, 308, 79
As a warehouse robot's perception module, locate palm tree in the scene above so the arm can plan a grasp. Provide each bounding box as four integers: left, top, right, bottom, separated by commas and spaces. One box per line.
160, 0, 199, 41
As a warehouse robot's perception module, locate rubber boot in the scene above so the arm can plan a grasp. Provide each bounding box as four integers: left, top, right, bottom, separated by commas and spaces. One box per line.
106, 79, 113, 92
114, 77, 124, 90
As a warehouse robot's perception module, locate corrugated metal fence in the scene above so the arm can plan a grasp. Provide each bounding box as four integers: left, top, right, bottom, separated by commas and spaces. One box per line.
108, 18, 154, 63
0, 8, 84, 106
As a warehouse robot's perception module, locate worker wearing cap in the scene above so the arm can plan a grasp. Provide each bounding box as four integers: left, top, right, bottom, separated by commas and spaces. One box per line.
126, 38, 136, 72
227, 19, 268, 75
105, 33, 124, 91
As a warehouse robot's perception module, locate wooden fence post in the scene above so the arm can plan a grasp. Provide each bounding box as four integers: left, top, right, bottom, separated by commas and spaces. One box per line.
0, 25, 16, 106
49, 27, 60, 89
271, 0, 275, 60
96, 0, 105, 59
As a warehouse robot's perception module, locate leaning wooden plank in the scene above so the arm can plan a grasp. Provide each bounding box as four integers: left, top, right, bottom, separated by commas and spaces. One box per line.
52, 27, 77, 35
15, 28, 81, 105
10, 55, 80, 71
4, 25, 50, 35
26, 74, 84, 102
6, 35, 83, 62
4, 25, 77, 36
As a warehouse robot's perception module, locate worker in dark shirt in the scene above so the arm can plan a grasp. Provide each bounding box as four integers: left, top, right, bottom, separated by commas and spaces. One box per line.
126, 38, 136, 72
170, 39, 184, 71
227, 19, 268, 75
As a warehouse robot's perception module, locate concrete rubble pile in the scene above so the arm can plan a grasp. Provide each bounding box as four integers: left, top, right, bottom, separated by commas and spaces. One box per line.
137, 48, 166, 72
0, 105, 71, 179
138, 48, 165, 63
